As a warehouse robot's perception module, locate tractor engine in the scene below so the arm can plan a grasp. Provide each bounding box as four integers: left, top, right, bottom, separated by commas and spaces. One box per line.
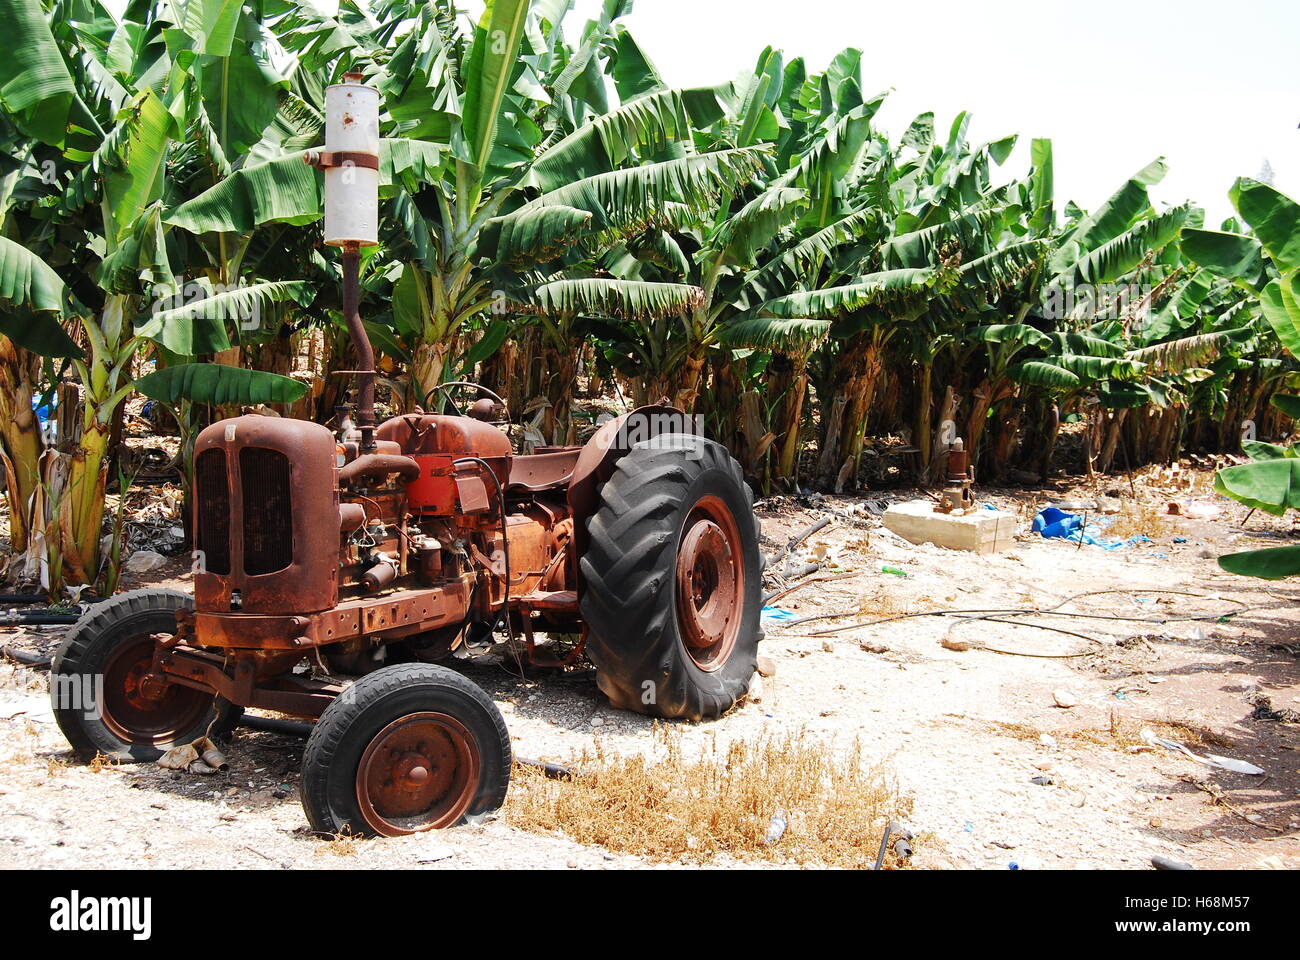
184, 410, 580, 689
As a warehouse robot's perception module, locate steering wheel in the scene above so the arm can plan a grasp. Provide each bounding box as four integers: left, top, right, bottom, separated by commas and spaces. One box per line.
422, 381, 512, 426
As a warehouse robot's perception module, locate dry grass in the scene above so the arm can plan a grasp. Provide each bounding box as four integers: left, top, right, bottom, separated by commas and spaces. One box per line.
1103, 499, 1176, 541
854, 588, 905, 619
88, 751, 119, 774
508, 725, 913, 867
315, 827, 364, 857
950, 711, 1231, 751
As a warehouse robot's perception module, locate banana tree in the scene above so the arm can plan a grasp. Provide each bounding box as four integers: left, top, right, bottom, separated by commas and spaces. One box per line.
1185, 179, 1300, 579
0, 0, 312, 584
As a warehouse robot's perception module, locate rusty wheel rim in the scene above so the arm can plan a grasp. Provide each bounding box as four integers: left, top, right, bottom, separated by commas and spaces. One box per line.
355, 712, 480, 835
675, 495, 744, 672
100, 636, 210, 746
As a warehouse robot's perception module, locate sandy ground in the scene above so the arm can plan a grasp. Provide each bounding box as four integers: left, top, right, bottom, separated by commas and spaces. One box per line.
1, 466, 1297, 871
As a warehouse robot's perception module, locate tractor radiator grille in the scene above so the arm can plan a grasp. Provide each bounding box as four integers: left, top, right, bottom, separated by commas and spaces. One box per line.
194, 449, 231, 576
239, 447, 293, 576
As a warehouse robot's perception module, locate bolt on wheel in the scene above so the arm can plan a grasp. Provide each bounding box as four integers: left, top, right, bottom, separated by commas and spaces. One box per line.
355, 712, 481, 835
300, 663, 511, 838
674, 496, 744, 671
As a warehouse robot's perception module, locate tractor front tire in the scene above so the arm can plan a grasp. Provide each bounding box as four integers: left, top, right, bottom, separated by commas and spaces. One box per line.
581, 435, 762, 721
301, 663, 511, 837
51, 588, 242, 762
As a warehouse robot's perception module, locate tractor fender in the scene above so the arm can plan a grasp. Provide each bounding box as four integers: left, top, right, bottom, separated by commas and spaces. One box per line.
567, 404, 697, 594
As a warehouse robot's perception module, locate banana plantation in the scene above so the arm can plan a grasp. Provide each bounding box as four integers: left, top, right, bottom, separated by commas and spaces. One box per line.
2, 0, 1298, 594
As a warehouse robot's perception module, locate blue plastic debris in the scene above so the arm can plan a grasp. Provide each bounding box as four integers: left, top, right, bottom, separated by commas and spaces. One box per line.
1032, 507, 1152, 550
760, 606, 796, 623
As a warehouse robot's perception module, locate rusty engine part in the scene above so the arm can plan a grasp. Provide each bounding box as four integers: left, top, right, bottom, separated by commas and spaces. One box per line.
936, 437, 976, 515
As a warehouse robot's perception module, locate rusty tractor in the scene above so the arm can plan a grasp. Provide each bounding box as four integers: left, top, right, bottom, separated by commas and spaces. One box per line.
49, 72, 761, 837
50, 391, 763, 835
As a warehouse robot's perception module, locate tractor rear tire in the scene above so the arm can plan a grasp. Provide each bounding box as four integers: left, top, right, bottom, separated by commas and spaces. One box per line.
301, 663, 511, 837
51, 589, 242, 762
581, 434, 762, 721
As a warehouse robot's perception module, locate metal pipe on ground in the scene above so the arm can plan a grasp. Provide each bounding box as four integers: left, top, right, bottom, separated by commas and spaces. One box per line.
764, 516, 832, 571
0, 646, 51, 669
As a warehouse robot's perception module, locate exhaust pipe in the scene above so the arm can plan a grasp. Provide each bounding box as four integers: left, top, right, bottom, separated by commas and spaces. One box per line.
308, 71, 380, 449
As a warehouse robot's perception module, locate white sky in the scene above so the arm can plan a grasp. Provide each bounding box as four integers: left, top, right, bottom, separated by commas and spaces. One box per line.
550, 0, 1299, 226
104, 0, 1297, 224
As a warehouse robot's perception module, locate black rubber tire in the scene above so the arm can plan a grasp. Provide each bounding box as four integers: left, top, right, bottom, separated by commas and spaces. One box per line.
50, 588, 242, 762
581, 434, 763, 721
300, 663, 511, 837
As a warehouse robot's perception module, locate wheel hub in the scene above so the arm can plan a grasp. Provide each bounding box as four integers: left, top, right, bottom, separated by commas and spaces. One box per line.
355, 712, 480, 835
100, 636, 210, 745
675, 497, 744, 671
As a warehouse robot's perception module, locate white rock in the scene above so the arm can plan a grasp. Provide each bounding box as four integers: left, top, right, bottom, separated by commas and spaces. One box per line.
1038, 734, 1058, 747
747, 673, 765, 703
589, 715, 604, 727
417, 844, 455, 863
1052, 689, 1078, 709
123, 550, 168, 574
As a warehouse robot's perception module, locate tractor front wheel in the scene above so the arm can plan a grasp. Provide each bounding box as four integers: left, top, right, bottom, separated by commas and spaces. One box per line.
51, 589, 241, 762
581, 435, 763, 721
300, 664, 511, 837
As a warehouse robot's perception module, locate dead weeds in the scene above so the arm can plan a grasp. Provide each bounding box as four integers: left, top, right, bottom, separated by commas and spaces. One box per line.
508, 725, 912, 867
1103, 499, 1176, 542
948, 711, 1231, 751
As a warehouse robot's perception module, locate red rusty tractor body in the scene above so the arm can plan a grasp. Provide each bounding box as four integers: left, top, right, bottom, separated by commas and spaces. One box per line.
160, 405, 682, 716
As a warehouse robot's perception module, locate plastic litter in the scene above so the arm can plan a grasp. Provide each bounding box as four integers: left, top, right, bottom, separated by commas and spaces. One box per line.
760, 606, 796, 623
881, 565, 908, 578
1032, 507, 1152, 550
765, 812, 788, 845
1140, 728, 1264, 775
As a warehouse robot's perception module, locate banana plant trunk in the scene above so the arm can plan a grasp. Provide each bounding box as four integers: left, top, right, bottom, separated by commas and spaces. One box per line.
914, 360, 934, 472
964, 376, 1013, 471
540, 343, 578, 445
816, 328, 885, 492
410, 340, 452, 413
768, 350, 810, 484
674, 353, 707, 413
1096, 408, 1129, 475
0, 336, 41, 553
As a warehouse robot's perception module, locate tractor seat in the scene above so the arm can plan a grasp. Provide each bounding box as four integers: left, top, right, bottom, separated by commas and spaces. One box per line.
507, 448, 582, 493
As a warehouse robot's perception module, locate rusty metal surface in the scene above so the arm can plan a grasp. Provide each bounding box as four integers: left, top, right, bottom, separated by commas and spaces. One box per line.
338, 453, 420, 486
156, 646, 344, 717
674, 496, 744, 672
192, 583, 473, 650
355, 712, 480, 834
507, 448, 580, 491
376, 413, 512, 460
101, 636, 210, 746
193, 416, 340, 615
404, 455, 458, 514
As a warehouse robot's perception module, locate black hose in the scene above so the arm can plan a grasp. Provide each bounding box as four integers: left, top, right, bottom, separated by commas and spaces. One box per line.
0, 613, 80, 625
239, 715, 315, 737
515, 757, 575, 781
0, 646, 51, 669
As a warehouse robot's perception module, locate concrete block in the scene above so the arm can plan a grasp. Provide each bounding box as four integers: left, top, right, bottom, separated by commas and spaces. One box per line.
882, 500, 1017, 554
